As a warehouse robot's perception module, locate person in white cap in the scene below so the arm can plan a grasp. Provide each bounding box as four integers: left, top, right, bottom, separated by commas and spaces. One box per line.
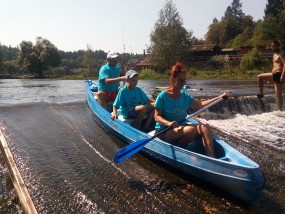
111, 70, 155, 131
97, 51, 126, 109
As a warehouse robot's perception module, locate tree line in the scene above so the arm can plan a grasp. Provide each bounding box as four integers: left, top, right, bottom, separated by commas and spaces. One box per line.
0, 0, 283, 78
0, 38, 137, 78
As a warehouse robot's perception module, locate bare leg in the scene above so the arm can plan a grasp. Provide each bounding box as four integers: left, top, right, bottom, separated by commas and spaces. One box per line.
165, 126, 197, 148
142, 109, 155, 131
197, 124, 215, 158
275, 83, 283, 111
96, 91, 107, 109
257, 73, 273, 95
134, 105, 147, 129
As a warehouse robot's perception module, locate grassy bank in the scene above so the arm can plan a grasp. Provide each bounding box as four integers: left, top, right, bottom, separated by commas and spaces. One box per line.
1, 69, 263, 80
138, 68, 262, 80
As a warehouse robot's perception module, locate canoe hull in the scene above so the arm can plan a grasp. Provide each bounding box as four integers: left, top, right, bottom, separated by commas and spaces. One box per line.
85, 80, 265, 201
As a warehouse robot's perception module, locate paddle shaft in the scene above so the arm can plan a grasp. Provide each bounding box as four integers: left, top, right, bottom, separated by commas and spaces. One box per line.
114, 97, 224, 163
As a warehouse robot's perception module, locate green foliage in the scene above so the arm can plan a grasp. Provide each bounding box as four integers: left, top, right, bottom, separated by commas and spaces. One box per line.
82, 45, 98, 76
206, 0, 255, 48
148, 0, 192, 70
232, 25, 254, 48
204, 55, 230, 71
240, 48, 264, 71
265, 0, 284, 18
2, 60, 21, 76
139, 68, 168, 80
18, 37, 61, 78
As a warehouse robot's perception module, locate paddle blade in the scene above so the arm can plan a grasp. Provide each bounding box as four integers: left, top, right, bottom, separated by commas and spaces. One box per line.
114, 138, 150, 163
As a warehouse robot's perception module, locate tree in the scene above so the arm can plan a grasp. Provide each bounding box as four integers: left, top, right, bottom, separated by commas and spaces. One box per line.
264, 0, 284, 18
205, 19, 221, 45
222, 0, 245, 46
148, 0, 192, 70
18, 37, 61, 77
82, 45, 98, 75
231, 27, 253, 48
206, 0, 248, 47
250, 20, 268, 47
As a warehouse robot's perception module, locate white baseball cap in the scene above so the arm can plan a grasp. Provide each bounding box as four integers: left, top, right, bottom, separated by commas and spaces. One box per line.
126, 70, 138, 79
107, 51, 119, 59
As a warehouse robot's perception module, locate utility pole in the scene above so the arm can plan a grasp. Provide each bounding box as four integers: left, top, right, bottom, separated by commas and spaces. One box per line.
123, 28, 126, 72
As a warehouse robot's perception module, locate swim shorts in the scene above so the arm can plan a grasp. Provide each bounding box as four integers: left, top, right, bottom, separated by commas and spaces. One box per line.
126, 107, 136, 119
273, 72, 282, 84
101, 90, 119, 102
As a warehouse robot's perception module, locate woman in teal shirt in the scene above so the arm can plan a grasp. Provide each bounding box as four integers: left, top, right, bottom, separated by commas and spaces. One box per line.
154, 62, 228, 158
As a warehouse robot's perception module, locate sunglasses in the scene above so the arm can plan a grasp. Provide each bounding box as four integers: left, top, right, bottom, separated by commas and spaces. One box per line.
177, 78, 187, 83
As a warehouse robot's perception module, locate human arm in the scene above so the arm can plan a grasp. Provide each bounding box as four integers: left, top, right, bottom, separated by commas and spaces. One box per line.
190, 92, 228, 110
280, 52, 285, 83
111, 106, 118, 120
154, 108, 178, 128
148, 98, 156, 104
105, 76, 126, 85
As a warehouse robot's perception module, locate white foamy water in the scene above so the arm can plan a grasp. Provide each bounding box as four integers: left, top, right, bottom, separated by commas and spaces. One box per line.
207, 111, 285, 150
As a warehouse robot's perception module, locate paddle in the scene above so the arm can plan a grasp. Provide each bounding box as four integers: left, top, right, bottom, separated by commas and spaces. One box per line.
114, 97, 225, 163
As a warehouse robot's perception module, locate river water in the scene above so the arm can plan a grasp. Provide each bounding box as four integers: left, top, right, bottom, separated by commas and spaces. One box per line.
0, 79, 284, 213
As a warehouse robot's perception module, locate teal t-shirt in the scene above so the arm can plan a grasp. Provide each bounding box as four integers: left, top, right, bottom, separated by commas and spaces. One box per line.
154, 90, 194, 130
98, 63, 122, 92
113, 86, 149, 118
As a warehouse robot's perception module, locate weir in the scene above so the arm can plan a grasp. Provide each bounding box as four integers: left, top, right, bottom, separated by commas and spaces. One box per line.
197, 94, 282, 119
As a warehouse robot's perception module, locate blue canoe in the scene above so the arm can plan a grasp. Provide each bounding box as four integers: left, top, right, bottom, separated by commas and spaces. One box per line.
85, 80, 265, 201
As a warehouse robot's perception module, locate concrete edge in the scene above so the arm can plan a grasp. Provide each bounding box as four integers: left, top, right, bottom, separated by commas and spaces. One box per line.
0, 129, 38, 214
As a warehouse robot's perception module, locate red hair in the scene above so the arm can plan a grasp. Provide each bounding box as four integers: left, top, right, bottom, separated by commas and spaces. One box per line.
170, 62, 187, 84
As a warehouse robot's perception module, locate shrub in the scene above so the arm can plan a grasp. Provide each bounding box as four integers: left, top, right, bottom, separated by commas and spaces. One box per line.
204, 55, 229, 71
240, 48, 264, 71
139, 68, 168, 80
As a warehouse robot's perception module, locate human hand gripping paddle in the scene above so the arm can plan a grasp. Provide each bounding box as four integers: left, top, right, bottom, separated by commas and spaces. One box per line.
114, 96, 226, 163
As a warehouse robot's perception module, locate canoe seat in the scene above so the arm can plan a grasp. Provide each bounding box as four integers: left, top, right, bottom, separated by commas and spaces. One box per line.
148, 130, 155, 136
117, 109, 148, 125
117, 115, 135, 124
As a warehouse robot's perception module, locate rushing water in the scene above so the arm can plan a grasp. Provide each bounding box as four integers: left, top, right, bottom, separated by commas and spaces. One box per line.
0, 79, 284, 213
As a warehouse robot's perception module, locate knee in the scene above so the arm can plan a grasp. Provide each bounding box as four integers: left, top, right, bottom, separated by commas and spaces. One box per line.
96, 91, 104, 99
185, 126, 197, 137
257, 75, 263, 81
136, 105, 147, 115
200, 124, 211, 133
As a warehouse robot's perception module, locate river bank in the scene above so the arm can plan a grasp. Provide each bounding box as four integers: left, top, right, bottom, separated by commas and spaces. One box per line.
1, 68, 263, 81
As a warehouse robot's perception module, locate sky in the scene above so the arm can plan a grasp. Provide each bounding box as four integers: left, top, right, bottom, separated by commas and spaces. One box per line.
1, 0, 268, 55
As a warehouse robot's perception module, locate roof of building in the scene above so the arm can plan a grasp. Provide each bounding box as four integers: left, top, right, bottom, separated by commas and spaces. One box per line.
136, 60, 153, 67
190, 44, 219, 51
221, 48, 241, 52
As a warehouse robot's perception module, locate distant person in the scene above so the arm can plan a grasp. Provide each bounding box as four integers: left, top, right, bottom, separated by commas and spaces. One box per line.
154, 62, 228, 158
257, 40, 285, 111
111, 70, 155, 131
97, 51, 126, 109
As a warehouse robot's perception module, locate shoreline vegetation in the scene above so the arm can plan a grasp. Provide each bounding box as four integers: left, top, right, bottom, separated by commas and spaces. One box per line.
1, 68, 263, 81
